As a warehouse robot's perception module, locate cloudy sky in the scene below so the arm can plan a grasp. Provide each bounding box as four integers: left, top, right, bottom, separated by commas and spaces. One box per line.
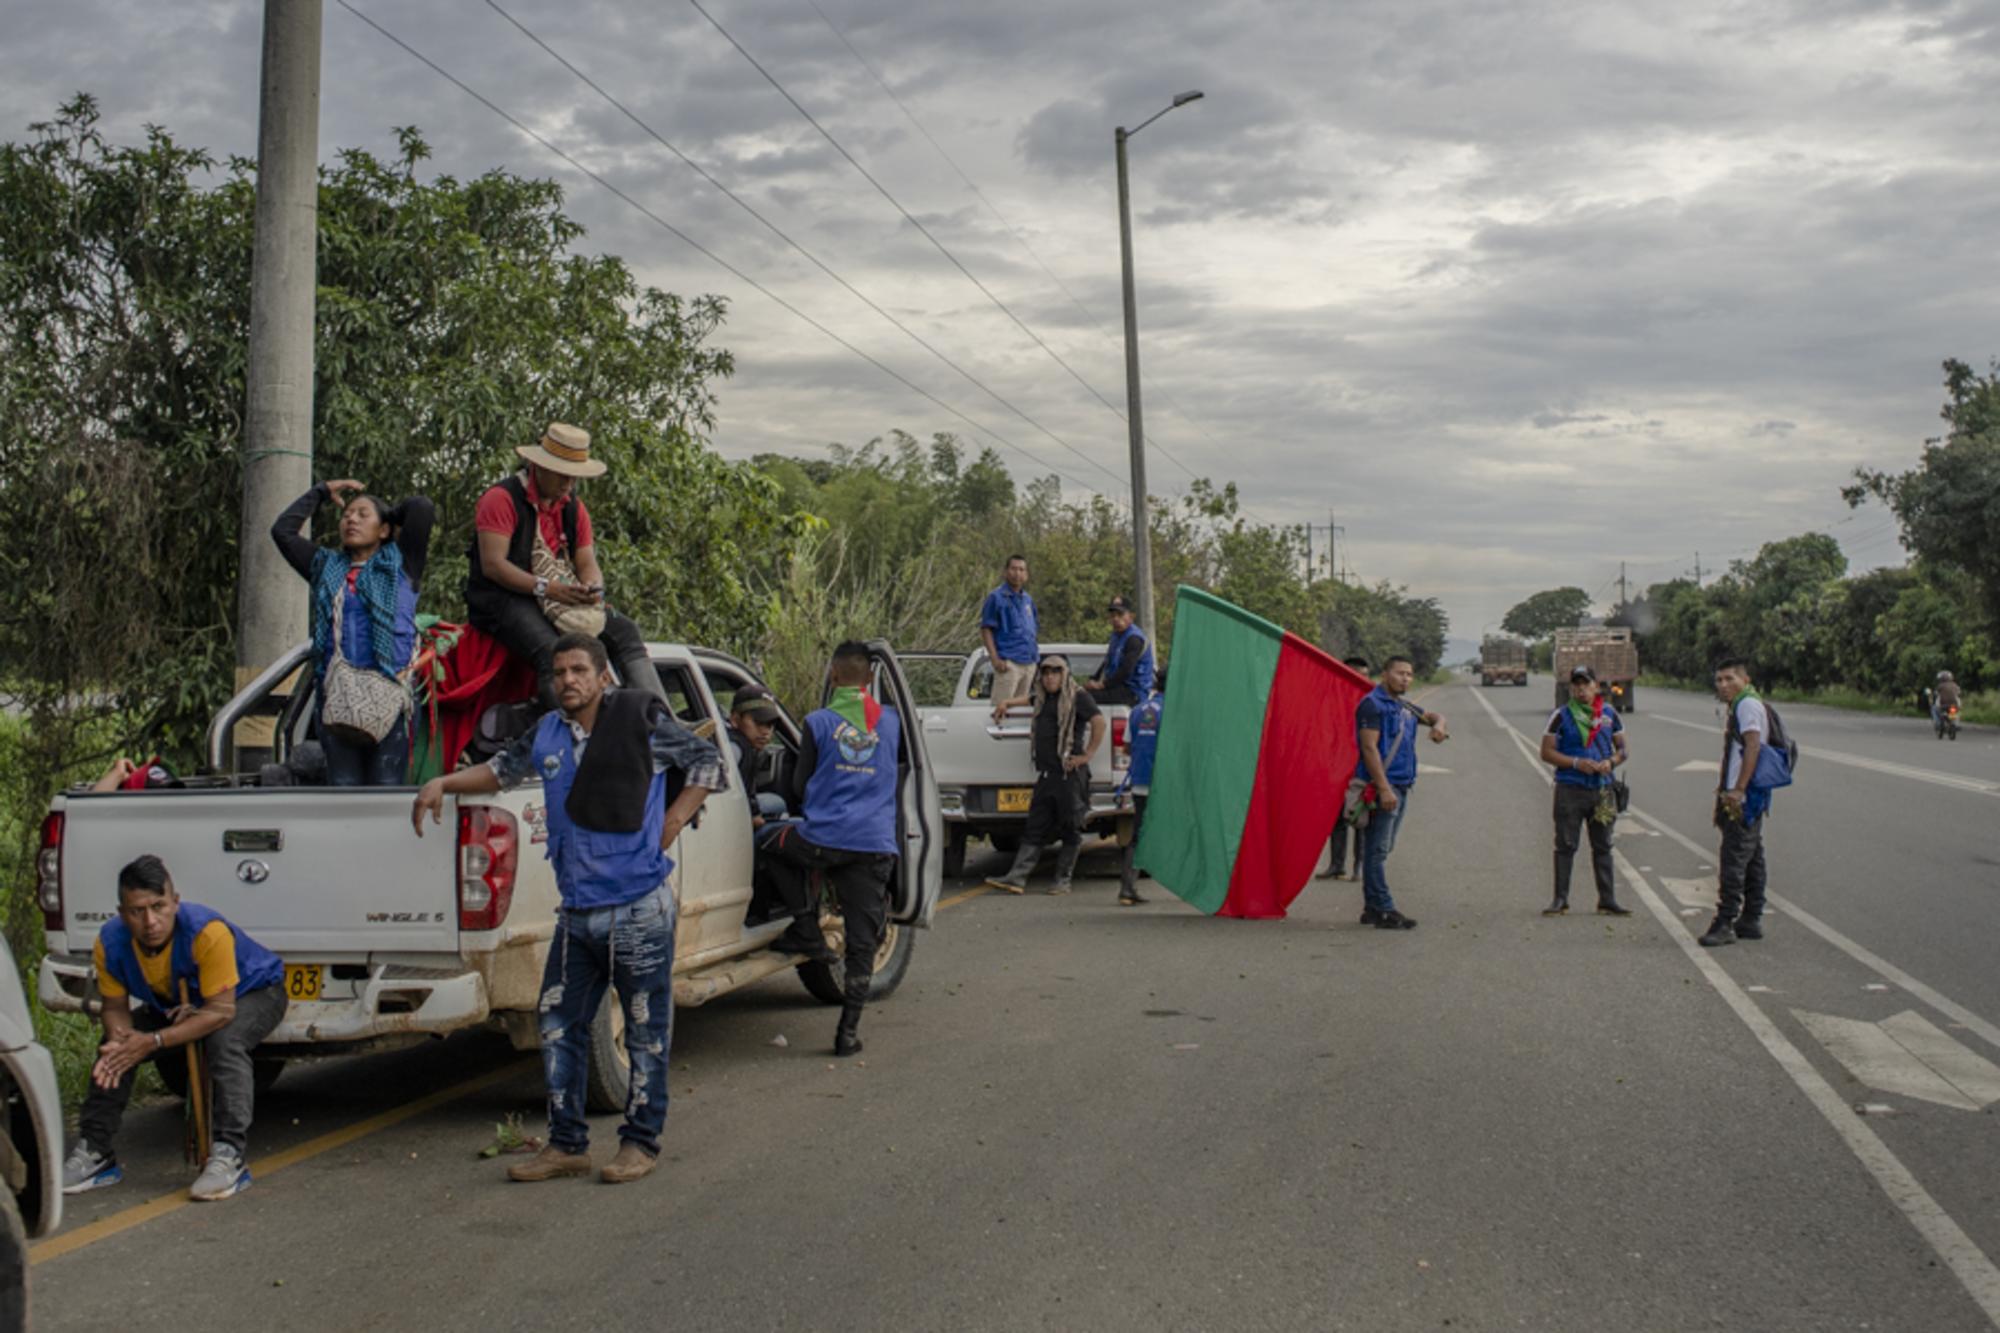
7, 0, 1995, 643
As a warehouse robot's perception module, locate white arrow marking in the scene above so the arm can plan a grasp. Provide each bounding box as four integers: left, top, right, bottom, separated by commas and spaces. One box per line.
1675, 760, 1714, 773
1795, 1009, 2000, 1112
1417, 763, 1452, 774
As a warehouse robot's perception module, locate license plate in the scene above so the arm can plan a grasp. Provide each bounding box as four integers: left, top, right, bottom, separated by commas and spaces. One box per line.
997, 788, 1032, 813
284, 964, 322, 1003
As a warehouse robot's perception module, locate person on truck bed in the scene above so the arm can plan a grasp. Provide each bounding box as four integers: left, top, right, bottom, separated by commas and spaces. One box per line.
1085, 596, 1155, 706
982, 554, 1041, 720
465, 423, 669, 716
1538, 665, 1632, 917
412, 632, 725, 1185
762, 642, 905, 1057
62, 855, 286, 1202
986, 654, 1107, 897
270, 478, 436, 786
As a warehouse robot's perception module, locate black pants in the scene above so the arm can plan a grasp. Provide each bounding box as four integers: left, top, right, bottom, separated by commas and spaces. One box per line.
765, 826, 894, 1004
1552, 784, 1616, 903
1119, 793, 1148, 896
470, 591, 665, 712
1716, 812, 1768, 925
1326, 818, 1362, 876
1087, 683, 1138, 706
1023, 769, 1086, 849
79, 985, 287, 1156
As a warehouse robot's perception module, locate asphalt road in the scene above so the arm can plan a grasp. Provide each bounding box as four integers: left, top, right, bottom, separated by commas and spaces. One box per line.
29, 678, 2000, 1331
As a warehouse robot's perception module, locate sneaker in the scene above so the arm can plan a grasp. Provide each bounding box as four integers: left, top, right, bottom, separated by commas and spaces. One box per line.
1046, 883, 1072, 896
1734, 918, 1763, 940
1596, 902, 1633, 916
1542, 898, 1569, 916
1373, 910, 1418, 930
1118, 890, 1146, 906
984, 876, 1027, 895
189, 1145, 251, 1201
1698, 918, 1736, 948
1359, 907, 1384, 925
600, 1142, 658, 1184
61, 1142, 122, 1195
507, 1143, 594, 1183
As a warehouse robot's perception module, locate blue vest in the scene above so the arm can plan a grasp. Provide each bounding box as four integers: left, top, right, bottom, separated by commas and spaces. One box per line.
531, 710, 671, 910
1128, 694, 1164, 789
1105, 623, 1156, 696
1354, 686, 1420, 787
800, 706, 902, 856
98, 902, 283, 1009
1550, 703, 1620, 788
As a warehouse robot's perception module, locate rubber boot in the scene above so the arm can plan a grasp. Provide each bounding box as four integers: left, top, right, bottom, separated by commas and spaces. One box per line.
1048, 840, 1082, 895
1542, 894, 1569, 916
988, 842, 1042, 893
834, 971, 867, 1057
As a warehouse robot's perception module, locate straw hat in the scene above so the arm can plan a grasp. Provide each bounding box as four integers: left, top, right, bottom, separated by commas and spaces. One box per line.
515, 422, 607, 478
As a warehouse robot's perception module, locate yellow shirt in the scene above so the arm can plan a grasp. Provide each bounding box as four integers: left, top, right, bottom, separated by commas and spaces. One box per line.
94, 920, 239, 1004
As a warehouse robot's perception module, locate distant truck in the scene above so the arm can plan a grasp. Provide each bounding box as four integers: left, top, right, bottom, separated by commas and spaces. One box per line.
1479, 637, 1528, 687
1552, 626, 1638, 713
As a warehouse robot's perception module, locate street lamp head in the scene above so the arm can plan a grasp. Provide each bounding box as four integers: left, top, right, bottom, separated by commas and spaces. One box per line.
1172, 90, 1205, 107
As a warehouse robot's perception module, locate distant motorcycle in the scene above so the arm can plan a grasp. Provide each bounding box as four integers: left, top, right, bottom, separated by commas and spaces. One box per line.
1935, 704, 1960, 741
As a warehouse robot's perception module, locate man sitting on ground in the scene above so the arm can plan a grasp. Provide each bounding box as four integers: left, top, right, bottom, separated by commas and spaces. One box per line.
62, 856, 287, 1202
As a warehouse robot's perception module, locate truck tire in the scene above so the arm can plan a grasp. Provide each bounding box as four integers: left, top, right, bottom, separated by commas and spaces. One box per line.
798, 920, 914, 1006
0, 1184, 27, 1333
155, 1053, 286, 1101
1481, 675, 1492, 687
943, 826, 968, 879
586, 996, 639, 1115
1622, 686, 1636, 713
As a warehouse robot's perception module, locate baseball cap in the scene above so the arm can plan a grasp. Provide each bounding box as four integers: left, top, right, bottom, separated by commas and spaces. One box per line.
1107, 596, 1134, 614
731, 684, 781, 721
1568, 664, 1597, 682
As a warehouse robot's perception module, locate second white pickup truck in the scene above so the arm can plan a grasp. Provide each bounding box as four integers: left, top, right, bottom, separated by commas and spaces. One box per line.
37, 640, 942, 1109
909, 645, 1134, 877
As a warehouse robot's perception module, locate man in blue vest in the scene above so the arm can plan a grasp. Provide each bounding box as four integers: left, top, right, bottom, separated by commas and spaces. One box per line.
1701, 656, 1777, 948
413, 632, 725, 1184
982, 555, 1040, 721
1117, 668, 1166, 906
1537, 664, 1632, 916
1355, 656, 1448, 930
1086, 596, 1155, 705
764, 642, 904, 1057
62, 855, 287, 1201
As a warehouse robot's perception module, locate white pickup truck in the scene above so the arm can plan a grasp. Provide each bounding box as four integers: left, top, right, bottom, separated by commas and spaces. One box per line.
36, 640, 942, 1110
908, 644, 1133, 877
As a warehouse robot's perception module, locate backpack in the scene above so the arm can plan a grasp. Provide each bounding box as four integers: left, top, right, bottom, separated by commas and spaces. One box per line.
1728, 696, 1798, 790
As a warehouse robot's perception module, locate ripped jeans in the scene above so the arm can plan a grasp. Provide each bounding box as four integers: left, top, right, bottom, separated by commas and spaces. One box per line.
538, 885, 675, 1157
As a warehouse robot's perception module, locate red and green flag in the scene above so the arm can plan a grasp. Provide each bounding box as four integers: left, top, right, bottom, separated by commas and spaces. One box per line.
1135, 586, 1374, 919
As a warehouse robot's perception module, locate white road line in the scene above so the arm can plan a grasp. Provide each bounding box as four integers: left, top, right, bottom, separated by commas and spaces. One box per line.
1464, 685, 2000, 1325
1647, 713, 2000, 796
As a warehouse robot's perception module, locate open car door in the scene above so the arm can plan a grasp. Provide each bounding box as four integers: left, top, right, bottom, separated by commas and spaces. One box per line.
861, 641, 943, 927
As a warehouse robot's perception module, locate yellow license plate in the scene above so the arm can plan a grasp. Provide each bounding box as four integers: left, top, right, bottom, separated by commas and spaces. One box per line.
284, 964, 322, 1003
997, 788, 1032, 813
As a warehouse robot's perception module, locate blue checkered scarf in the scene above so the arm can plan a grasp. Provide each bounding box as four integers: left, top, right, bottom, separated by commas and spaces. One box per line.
310, 543, 407, 679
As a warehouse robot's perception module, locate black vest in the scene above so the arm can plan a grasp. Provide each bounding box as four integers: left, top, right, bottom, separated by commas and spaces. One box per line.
568, 690, 670, 833
464, 474, 582, 616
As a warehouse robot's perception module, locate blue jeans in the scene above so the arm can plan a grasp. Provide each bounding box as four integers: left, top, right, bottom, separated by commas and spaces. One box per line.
538, 886, 675, 1156
320, 708, 409, 787
1361, 784, 1412, 914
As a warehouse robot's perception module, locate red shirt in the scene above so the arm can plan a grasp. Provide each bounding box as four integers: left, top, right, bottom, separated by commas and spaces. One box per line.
473, 473, 593, 557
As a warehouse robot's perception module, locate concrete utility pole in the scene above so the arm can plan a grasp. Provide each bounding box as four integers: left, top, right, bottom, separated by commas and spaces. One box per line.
1114, 90, 1202, 636
236, 0, 323, 704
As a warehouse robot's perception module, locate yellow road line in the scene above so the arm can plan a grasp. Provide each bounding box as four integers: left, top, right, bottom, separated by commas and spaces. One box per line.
31, 1058, 532, 1265
36, 881, 998, 1265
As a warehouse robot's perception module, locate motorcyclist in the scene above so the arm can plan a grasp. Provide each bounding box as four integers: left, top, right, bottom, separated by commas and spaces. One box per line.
1932, 670, 1962, 731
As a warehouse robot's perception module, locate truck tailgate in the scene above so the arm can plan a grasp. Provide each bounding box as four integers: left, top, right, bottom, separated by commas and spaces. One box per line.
55, 789, 459, 957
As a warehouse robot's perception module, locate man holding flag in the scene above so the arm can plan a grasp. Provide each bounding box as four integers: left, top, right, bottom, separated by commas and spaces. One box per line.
1537, 664, 1631, 916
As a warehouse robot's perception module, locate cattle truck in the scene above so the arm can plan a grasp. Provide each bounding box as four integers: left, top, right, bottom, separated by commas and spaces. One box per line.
1552, 626, 1639, 713
1479, 637, 1529, 687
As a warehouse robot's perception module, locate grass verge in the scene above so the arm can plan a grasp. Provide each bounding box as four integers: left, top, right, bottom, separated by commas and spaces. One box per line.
1634, 675, 2000, 727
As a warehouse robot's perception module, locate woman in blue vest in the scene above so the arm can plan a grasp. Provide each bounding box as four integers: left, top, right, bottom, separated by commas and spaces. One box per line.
1086, 595, 1155, 705
62, 856, 286, 1201
1537, 664, 1632, 916
271, 478, 435, 786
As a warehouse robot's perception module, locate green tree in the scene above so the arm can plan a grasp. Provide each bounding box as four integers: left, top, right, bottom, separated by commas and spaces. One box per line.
1501, 587, 1593, 639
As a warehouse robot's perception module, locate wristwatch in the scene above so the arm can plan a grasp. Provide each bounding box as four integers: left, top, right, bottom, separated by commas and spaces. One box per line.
533, 576, 550, 599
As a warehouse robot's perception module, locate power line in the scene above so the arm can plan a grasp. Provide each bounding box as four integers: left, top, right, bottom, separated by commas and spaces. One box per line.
335, 1, 1109, 498
686, 0, 1188, 487
480, 0, 1125, 491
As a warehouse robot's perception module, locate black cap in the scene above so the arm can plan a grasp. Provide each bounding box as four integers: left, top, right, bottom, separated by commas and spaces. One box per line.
1568, 664, 1597, 682
1107, 596, 1134, 614
731, 684, 781, 721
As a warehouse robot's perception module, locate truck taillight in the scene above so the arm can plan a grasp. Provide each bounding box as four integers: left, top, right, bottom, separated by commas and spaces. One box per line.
1110, 717, 1130, 770
457, 807, 519, 932
37, 812, 64, 932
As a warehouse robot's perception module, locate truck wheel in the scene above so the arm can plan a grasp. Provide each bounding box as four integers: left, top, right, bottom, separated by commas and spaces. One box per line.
154, 1053, 285, 1100
797, 920, 914, 1006
0, 1185, 27, 1333
989, 833, 1020, 856
943, 827, 968, 879
586, 998, 632, 1115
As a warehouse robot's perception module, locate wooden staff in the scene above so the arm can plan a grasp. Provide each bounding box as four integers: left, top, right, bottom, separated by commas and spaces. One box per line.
179, 979, 212, 1168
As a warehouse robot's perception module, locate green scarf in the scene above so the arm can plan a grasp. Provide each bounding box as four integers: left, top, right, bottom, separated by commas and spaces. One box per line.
828, 684, 882, 734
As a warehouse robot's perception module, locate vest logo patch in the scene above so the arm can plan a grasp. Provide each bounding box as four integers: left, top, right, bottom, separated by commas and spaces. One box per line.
833, 720, 880, 766
541, 752, 563, 780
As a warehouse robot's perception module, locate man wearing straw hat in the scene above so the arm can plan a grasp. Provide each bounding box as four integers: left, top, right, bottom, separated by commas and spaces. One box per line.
61, 855, 286, 1201
467, 422, 667, 712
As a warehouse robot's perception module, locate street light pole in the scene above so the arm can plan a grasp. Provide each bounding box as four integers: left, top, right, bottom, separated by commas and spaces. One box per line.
1115, 90, 1202, 638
